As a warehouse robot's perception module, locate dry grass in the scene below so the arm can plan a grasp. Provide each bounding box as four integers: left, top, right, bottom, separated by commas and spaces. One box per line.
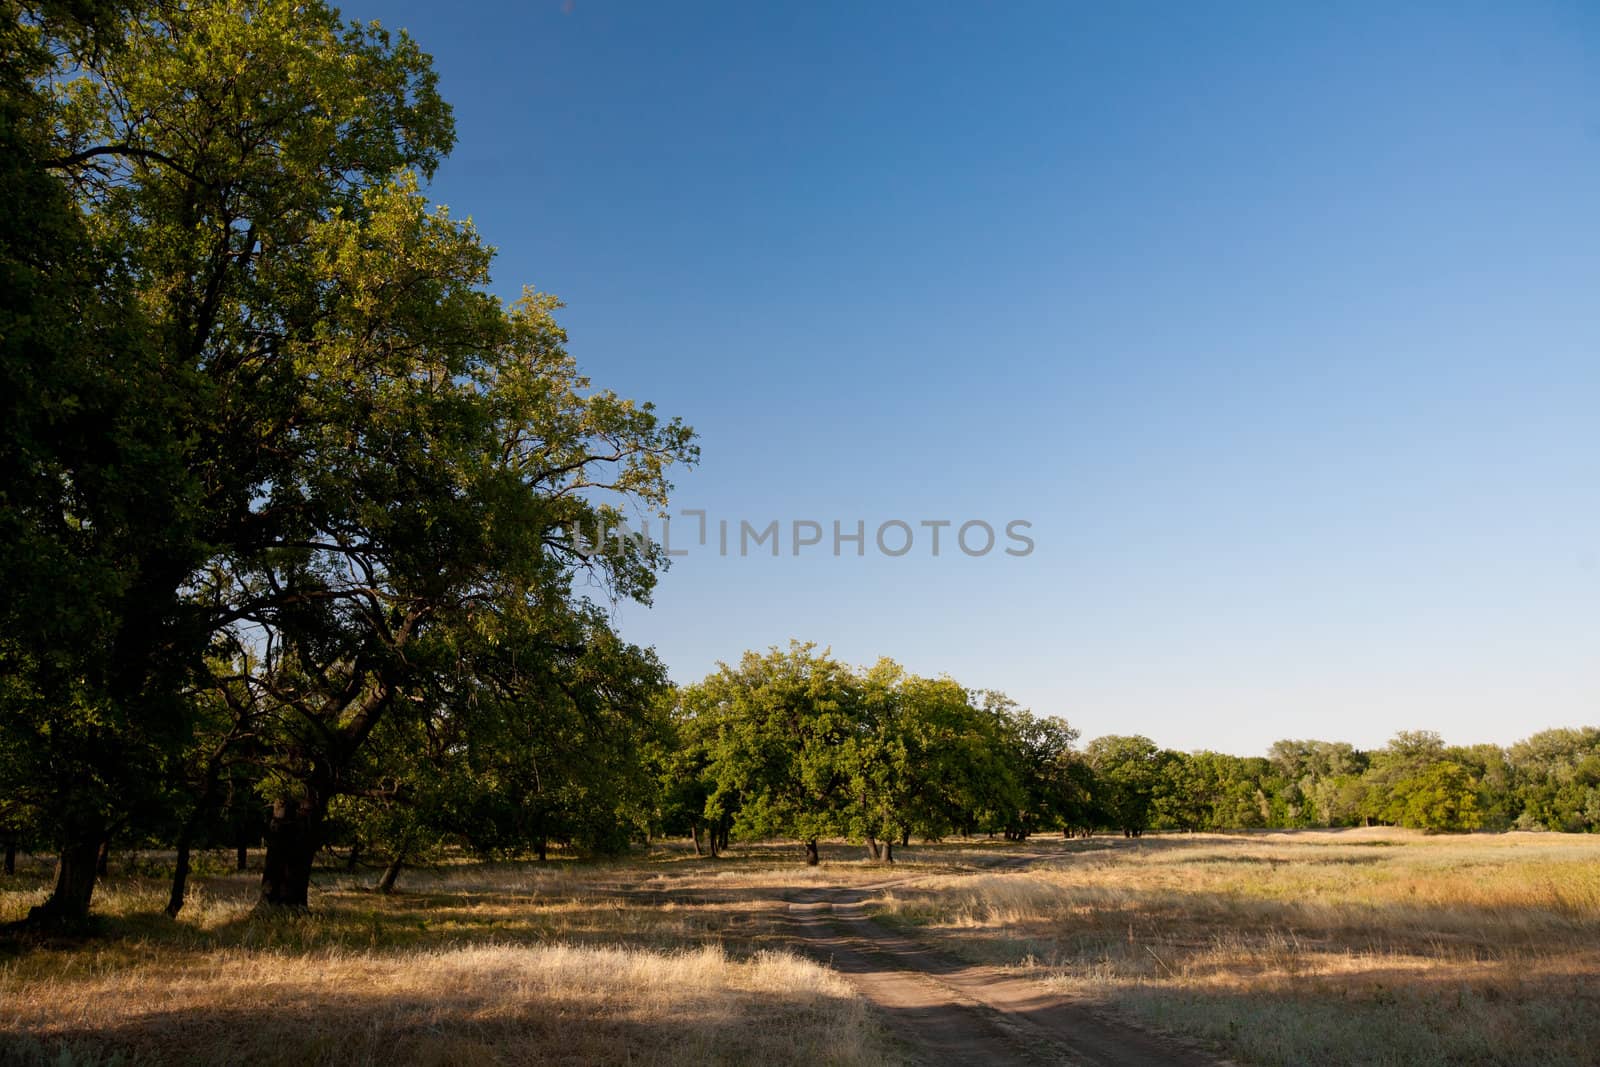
873, 828, 1600, 1066
9, 831, 1595, 1066
0, 848, 902, 1067
2, 942, 876, 1067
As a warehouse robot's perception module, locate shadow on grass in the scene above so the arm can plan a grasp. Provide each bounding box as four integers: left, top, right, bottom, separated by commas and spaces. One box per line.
2, 976, 889, 1067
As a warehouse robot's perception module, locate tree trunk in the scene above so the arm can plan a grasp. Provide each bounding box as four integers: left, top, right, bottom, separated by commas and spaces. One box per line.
3, 838, 15, 876
900, 830, 910, 848
259, 794, 323, 909
376, 851, 405, 894
690, 825, 703, 856
169, 761, 226, 919
168, 793, 216, 918
95, 839, 110, 877
231, 788, 254, 871
865, 835, 880, 861
166, 836, 193, 919
536, 835, 548, 863
28, 834, 101, 924
884, 839, 894, 864
346, 840, 363, 871
708, 826, 719, 858
804, 838, 820, 866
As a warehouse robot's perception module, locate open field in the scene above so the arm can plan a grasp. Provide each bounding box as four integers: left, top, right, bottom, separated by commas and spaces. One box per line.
3, 831, 1598, 1065
876, 829, 1600, 1066
0, 850, 902, 1067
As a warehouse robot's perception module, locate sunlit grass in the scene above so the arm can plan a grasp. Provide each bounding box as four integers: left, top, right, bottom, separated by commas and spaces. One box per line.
872, 828, 1600, 1066
2, 941, 882, 1067
0, 846, 902, 1067
9, 830, 1594, 1066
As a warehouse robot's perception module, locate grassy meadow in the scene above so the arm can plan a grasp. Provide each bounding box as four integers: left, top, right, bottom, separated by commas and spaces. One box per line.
876, 829, 1600, 1066
0, 849, 901, 1067
4, 831, 1598, 1066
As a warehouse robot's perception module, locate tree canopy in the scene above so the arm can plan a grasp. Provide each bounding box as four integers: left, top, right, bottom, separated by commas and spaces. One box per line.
1, 0, 694, 920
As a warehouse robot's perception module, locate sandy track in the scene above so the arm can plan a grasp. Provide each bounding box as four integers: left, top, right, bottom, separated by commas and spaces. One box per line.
614, 848, 1221, 1065
774, 850, 1222, 1067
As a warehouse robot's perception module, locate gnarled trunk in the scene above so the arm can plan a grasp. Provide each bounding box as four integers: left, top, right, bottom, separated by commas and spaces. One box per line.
899, 830, 910, 848
864, 835, 880, 861
689, 825, 703, 856
883, 839, 894, 864
259, 794, 324, 909
803, 838, 819, 866
28, 834, 101, 924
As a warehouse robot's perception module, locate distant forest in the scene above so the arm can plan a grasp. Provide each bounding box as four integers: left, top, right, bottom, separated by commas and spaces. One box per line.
656, 645, 1600, 860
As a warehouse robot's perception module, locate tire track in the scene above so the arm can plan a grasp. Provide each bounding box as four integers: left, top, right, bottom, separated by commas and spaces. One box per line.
781, 850, 1222, 1067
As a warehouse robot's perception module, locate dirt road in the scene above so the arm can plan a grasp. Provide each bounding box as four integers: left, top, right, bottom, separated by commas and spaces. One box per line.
779, 853, 1222, 1067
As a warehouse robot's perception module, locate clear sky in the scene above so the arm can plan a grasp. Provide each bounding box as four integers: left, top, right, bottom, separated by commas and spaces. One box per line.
360, 0, 1598, 755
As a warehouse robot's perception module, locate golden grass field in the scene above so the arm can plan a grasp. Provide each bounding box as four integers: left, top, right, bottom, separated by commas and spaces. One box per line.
0, 853, 901, 1067
877, 829, 1600, 1066
3, 830, 1598, 1066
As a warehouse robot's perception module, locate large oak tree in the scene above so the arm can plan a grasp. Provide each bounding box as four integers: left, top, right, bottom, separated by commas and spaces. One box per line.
2, 0, 693, 920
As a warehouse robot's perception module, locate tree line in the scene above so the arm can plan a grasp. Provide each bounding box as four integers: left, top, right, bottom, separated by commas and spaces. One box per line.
652, 644, 1600, 857
8, 634, 1597, 916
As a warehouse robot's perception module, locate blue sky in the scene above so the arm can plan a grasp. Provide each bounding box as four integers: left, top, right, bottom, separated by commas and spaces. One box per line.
364, 0, 1598, 754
